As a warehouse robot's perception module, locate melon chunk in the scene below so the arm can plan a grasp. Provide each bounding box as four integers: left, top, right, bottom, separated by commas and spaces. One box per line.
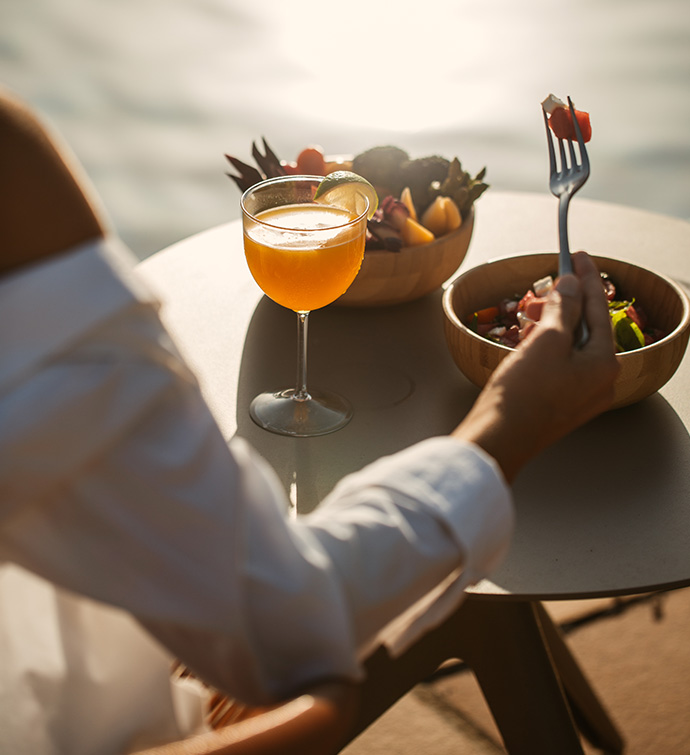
444, 197, 462, 232
402, 217, 435, 246
421, 196, 463, 236
400, 186, 418, 221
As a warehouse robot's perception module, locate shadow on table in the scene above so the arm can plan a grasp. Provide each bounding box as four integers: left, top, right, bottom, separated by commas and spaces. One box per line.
488, 391, 690, 597
233, 291, 690, 599
233, 290, 480, 513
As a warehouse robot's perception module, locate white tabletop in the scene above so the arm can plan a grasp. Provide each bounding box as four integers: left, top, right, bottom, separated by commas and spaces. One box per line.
139, 190, 690, 600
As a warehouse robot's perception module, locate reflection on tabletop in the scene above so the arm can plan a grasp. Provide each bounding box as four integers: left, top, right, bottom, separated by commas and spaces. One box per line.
235, 291, 472, 514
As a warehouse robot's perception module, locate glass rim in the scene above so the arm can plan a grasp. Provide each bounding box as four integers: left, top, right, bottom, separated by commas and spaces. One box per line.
240, 174, 370, 231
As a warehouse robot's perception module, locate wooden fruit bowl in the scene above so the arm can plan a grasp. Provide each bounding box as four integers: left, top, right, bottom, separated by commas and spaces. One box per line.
442, 252, 690, 409
336, 208, 474, 308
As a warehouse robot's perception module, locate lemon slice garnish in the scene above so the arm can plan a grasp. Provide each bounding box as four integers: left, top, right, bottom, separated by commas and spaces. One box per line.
314, 171, 379, 220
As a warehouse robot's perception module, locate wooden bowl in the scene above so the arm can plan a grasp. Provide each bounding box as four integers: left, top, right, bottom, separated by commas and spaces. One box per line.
442, 252, 690, 409
336, 208, 474, 307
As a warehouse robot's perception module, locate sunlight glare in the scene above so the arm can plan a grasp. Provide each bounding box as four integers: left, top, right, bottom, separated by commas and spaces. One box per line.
267, 0, 499, 132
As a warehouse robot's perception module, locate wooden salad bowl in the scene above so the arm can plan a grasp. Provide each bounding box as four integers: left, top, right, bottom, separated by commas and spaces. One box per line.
442, 252, 690, 409
336, 208, 475, 308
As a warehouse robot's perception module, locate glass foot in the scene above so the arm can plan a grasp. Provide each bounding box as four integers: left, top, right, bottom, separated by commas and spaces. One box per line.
249, 388, 353, 437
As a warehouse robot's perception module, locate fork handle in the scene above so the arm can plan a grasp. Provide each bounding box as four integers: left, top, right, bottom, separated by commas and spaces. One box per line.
557, 194, 573, 276
557, 195, 589, 348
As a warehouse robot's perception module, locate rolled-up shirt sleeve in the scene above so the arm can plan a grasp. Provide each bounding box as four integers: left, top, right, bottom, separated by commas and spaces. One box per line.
307, 437, 513, 660
0, 237, 513, 706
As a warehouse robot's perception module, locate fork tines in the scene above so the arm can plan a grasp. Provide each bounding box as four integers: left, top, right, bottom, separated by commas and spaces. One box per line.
542, 96, 589, 178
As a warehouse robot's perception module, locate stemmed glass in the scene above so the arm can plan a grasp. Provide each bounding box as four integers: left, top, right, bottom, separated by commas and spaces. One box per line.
241, 175, 368, 437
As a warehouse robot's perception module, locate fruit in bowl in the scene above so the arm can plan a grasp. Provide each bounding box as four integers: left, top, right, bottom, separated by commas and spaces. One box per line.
442, 252, 690, 409
336, 205, 474, 307
225, 140, 488, 306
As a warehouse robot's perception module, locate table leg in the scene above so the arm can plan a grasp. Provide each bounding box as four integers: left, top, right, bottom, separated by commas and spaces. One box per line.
351, 596, 625, 754
456, 598, 585, 755
353, 598, 592, 754
535, 603, 624, 753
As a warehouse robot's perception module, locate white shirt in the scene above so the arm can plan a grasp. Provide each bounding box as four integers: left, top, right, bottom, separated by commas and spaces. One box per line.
0, 564, 207, 755
0, 237, 513, 750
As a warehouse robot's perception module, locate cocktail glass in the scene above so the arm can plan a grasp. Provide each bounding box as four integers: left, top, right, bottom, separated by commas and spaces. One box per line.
241, 175, 368, 437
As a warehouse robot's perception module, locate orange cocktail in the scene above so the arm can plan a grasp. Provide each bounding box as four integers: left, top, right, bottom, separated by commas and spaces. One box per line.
243, 203, 364, 312
240, 174, 371, 437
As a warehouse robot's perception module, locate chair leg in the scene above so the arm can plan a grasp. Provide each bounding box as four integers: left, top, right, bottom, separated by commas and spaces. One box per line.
352, 629, 453, 737
535, 603, 624, 754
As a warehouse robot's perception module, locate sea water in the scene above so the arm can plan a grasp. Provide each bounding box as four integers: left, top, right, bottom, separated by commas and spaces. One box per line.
2, 0, 689, 260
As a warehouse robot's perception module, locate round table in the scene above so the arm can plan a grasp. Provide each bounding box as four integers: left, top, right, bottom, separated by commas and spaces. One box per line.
139, 191, 690, 753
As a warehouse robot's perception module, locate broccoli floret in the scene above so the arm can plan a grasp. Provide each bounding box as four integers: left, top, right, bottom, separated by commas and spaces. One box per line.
399, 156, 451, 215
352, 146, 409, 198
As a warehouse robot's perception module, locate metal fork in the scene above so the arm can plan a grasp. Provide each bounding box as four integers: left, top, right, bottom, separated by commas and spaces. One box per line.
542, 95, 590, 343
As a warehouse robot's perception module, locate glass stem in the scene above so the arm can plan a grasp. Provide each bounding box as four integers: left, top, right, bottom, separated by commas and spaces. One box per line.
294, 311, 310, 401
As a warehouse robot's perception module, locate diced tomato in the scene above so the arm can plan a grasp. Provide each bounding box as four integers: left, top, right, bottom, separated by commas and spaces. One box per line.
549, 106, 592, 143
523, 296, 548, 322
626, 303, 648, 331
282, 161, 300, 175
296, 146, 327, 175
475, 306, 500, 324
517, 289, 536, 311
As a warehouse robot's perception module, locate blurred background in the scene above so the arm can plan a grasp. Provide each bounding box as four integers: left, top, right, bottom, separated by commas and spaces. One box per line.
2, 0, 689, 260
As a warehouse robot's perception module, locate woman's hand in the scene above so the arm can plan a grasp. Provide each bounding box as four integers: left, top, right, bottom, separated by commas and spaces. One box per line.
454, 251, 620, 483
